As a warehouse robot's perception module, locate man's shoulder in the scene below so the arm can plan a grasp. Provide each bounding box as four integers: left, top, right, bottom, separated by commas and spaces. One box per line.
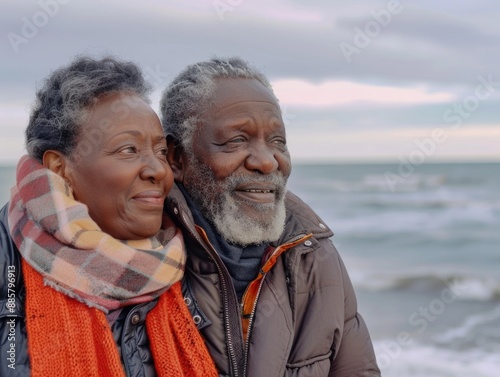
165, 184, 195, 224
284, 191, 333, 238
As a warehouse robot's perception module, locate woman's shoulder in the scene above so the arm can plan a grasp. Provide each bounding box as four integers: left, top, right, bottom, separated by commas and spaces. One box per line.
0, 202, 24, 297
0, 203, 17, 263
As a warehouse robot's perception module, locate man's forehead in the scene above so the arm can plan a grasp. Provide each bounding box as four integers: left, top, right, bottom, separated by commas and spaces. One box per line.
212, 77, 278, 108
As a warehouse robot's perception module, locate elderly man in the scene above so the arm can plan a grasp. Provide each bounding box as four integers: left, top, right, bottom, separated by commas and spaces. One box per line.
160, 57, 380, 377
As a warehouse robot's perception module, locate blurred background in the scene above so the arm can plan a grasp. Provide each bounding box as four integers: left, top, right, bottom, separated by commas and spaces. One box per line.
1, 1, 500, 375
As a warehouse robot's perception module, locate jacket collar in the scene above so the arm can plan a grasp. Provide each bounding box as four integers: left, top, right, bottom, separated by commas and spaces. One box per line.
279, 190, 333, 243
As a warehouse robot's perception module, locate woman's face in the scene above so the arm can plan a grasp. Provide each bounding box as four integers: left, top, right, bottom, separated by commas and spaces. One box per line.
62, 93, 172, 240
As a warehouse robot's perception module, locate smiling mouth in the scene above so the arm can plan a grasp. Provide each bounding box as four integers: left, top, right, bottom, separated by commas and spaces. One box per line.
132, 191, 166, 208
234, 188, 276, 204
243, 189, 274, 194
134, 197, 164, 204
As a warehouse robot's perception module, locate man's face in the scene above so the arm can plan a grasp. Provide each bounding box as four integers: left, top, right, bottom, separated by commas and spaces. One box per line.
173, 78, 292, 245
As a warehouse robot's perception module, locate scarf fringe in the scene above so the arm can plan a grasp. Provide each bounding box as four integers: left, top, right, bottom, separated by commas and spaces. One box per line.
43, 278, 109, 312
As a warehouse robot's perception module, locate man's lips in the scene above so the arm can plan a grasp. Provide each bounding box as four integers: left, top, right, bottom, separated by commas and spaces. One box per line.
233, 184, 277, 203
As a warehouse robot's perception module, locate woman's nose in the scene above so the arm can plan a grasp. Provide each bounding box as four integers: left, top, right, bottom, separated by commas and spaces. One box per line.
140, 152, 169, 183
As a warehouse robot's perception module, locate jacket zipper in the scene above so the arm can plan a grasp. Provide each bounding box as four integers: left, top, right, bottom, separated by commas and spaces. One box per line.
180, 212, 244, 377
242, 233, 312, 376
242, 278, 265, 377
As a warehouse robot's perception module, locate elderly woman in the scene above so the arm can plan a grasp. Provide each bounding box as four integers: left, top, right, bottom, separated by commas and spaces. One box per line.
0, 56, 218, 377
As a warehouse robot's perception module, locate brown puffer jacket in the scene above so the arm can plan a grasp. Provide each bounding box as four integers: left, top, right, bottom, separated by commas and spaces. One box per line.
165, 185, 381, 377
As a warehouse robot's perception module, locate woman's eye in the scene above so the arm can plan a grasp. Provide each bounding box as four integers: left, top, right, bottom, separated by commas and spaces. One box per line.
119, 146, 137, 154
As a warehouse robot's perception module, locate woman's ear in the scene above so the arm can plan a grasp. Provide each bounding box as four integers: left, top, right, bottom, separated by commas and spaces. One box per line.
42, 150, 70, 181
166, 135, 186, 182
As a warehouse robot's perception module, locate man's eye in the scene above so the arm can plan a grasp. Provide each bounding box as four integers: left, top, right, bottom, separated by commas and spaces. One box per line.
229, 137, 245, 143
272, 138, 286, 146
156, 147, 168, 158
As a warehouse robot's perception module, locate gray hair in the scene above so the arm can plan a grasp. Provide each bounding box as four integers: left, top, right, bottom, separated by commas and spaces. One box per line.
159, 57, 278, 152
26, 55, 152, 162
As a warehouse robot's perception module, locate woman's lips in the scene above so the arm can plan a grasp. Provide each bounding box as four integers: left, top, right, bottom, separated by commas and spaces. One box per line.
132, 191, 165, 206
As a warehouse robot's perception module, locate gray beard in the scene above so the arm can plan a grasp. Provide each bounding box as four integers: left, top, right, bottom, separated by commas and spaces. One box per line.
183, 157, 287, 246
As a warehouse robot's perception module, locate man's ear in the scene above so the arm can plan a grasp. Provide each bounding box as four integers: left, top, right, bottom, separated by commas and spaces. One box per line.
42, 150, 71, 181
166, 135, 187, 182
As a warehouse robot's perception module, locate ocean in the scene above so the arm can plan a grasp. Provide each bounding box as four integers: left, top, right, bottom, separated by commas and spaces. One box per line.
287, 162, 500, 377
1, 161, 500, 376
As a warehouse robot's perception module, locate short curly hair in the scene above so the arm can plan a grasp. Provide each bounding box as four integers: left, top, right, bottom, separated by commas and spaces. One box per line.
26, 55, 152, 162
159, 57, 278, 152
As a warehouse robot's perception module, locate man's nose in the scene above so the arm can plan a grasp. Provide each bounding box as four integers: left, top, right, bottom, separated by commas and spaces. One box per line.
244, 142, 279, 174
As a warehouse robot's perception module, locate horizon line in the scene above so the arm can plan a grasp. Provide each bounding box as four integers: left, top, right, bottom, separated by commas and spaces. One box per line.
1, 157, 499, 168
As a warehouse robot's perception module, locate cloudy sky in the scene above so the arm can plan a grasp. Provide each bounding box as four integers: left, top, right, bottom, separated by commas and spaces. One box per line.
1, 0, 499, 165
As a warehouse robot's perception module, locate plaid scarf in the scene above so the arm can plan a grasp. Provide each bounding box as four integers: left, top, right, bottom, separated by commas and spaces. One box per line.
8, 155, 186, 312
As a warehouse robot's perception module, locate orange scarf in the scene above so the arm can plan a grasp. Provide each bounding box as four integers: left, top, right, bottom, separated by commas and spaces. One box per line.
22, 260, 218, 377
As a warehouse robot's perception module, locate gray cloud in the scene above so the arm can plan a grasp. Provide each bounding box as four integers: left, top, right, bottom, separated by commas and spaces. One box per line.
1, 0, 498, 162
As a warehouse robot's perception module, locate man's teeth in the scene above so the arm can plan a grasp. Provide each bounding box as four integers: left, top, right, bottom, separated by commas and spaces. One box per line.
245, 189, 272, 193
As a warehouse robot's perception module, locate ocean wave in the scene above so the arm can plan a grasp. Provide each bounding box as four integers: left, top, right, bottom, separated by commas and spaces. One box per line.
314, 173, 447, 193
374, 340, 500, 377
358, 197, 500, 212
353, 272, 500, 302
366, 173, 447, 192
330, 202, 500, 234
433, 305, 500, 346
